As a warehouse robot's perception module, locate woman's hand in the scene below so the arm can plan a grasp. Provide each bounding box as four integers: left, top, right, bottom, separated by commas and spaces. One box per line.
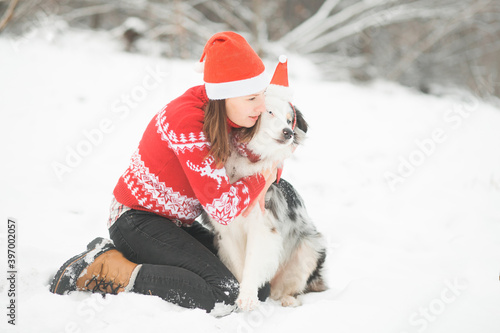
242, 162, 279, 217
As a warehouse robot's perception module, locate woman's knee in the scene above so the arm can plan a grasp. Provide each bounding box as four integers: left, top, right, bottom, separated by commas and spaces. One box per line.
213, 276, 239, 306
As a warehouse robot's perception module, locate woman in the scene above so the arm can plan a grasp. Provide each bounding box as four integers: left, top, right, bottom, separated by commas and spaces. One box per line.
49, 31, 277, 314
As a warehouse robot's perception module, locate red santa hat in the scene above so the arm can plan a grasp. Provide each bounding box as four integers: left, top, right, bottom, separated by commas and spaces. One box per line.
267, 55, 293, 101
267, 55, 294, 184
196, 31, 269, 100
270, 55, 289, 87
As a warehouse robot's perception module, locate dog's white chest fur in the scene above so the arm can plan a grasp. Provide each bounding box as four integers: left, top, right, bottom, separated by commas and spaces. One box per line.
209, 197, 284, 311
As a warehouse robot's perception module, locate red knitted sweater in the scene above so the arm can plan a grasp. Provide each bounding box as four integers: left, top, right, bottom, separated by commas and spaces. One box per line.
113, 85, 265, 226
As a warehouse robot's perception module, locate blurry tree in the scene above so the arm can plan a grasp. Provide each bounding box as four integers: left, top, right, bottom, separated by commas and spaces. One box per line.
0, 0, 19, 32
279, 0, 498, 97
1, 0, 499, 98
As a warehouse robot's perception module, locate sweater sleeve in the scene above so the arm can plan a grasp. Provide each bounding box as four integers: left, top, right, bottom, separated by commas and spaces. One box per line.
161, 110, 265, 225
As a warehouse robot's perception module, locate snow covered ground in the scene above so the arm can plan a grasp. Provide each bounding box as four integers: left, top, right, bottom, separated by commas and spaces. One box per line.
1, 29, 500, 333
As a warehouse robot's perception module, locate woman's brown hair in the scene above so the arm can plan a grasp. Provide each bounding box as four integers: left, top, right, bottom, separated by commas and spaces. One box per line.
203, 99, 261, 168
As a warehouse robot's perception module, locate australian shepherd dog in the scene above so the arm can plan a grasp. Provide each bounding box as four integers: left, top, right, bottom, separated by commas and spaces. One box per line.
202, 82, 327, 311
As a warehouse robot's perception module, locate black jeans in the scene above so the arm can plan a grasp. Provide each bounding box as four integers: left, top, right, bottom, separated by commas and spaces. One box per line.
109, 209, 270, 312
108, 209, 239, 312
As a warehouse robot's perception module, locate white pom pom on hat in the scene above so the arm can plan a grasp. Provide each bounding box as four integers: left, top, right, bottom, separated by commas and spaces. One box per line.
193, 61, 205, 73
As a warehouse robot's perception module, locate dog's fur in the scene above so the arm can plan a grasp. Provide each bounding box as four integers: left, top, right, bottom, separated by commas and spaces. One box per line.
202, 84, 327, 311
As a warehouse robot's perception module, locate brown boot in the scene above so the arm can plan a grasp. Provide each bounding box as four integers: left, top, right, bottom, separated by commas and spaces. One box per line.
50, 237, 139, 295
77, 249, 138, 294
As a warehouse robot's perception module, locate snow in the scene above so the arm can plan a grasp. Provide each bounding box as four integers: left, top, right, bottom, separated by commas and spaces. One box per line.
1, 29, 500, 332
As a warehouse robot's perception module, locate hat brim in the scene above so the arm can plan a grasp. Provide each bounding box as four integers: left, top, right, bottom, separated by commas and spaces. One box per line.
205, 71, 269, 100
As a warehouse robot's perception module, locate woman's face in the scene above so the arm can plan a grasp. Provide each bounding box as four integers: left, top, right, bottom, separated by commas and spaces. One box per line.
225, 90, 266, 128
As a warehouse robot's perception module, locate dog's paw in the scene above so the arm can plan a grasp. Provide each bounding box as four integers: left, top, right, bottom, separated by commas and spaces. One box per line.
281, 295, 301, 307
237, 290, 259, 311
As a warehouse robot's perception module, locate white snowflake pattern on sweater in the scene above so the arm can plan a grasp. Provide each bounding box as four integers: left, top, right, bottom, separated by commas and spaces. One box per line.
203, 184, 243, 226
156, 110, 208, 154
123, 149, 202, 221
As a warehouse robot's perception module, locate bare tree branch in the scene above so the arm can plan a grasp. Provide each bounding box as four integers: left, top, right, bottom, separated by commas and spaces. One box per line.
297, 3, 457, 53
0, 0, 19, 32
387, 0, 492, 80
279, 0, 342, 46
61, 3, 117, 22
202, 0, 250, 32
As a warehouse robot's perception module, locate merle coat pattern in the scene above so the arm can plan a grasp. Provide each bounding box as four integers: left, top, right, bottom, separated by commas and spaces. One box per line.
202, 84, 327, 310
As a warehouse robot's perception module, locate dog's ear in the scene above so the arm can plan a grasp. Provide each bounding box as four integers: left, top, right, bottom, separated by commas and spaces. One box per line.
293, 105, 308, 134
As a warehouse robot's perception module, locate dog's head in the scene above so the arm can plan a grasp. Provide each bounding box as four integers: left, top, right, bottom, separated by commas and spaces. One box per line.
247, 85, 308, 161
